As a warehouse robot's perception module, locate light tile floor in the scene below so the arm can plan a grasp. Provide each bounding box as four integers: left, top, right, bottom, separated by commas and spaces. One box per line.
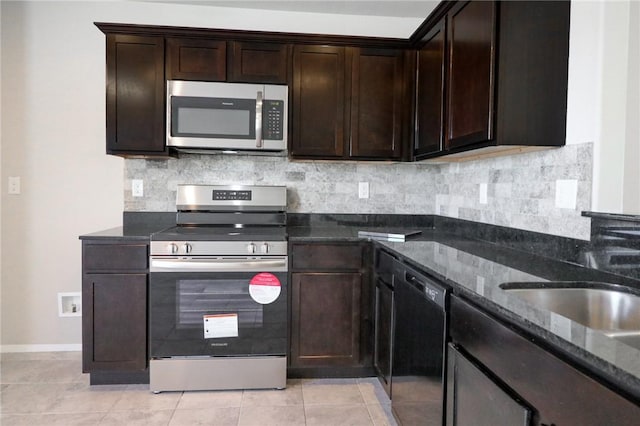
0, 352, 397, 426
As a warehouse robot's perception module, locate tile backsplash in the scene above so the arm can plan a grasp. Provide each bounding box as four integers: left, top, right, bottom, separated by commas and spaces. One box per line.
125, 142, 593, 240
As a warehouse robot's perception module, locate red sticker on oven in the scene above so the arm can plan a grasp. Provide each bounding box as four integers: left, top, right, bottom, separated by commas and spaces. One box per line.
249, 273, 281, 304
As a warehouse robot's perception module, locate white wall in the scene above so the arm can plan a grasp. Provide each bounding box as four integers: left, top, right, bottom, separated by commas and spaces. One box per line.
623, 0, 640, 214
0, 1, 419, 350
573, 0, 640, 214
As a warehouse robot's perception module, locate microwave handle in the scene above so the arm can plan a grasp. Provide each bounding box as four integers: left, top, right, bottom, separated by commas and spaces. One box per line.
255, 91, 263, 148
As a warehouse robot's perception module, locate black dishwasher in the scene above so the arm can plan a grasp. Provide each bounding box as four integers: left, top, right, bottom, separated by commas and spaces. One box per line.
391, 256, 449, 426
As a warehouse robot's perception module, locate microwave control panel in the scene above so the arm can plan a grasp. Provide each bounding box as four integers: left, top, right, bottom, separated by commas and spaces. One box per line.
263, 100, 284, 140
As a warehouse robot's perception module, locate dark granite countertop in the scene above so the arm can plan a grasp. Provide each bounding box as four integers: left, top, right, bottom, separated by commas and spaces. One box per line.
287, 225, 430, 242
79, 225, 166, 241
79, 212, 175, 241
375, 232, 640, 402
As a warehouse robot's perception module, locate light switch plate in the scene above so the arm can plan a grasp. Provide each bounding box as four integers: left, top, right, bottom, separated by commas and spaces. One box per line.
8, 176, 21, 194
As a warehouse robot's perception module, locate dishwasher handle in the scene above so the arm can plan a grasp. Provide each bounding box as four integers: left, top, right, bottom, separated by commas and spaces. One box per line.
406, 273, 426, 292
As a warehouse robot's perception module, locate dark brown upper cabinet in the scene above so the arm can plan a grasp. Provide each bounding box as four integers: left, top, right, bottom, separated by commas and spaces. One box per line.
166, 38, 226, 81
446, 0, 496, 150
412, 0, 570, 160
350, 48, 405, 159
291, 45, 348, 158
166, 39, 290, 83
291, 45, 407, 160
105, 34, 167, 157
97, 23, 411, 160
415, 20, 446, 159
228, 41, 290, 84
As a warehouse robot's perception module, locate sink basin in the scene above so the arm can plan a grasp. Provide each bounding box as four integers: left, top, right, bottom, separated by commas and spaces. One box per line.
500, 282, 640, 349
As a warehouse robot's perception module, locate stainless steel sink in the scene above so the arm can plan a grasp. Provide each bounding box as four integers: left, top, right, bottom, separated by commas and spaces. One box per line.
500, 282, 640, 349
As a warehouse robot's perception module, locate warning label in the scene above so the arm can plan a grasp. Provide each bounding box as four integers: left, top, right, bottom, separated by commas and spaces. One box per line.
249, 273, 281, 304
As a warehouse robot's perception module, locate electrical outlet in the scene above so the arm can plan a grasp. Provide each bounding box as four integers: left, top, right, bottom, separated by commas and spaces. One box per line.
479, 183, 488, 204
358, 182, 369, 199
132, 179, 144, 197
8, 176, 21, 194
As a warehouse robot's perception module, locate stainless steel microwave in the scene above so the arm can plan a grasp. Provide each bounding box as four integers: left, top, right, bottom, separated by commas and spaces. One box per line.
167, 80, 288, 153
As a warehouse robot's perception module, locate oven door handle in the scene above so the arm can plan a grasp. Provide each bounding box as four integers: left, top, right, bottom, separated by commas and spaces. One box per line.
150, 257, 288, 272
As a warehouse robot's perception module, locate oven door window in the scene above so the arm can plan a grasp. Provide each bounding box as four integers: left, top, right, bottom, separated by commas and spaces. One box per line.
171, 96, 256, 139
150, 272, 287, 358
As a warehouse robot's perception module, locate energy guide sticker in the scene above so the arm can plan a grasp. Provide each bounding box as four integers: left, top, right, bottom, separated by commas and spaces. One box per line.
203, 313, 238, 339
249, 273, 281, 304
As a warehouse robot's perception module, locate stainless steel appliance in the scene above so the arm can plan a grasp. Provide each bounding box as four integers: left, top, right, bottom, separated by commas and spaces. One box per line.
149, 184, 288, 393
389, 254, 449, 425
167, 80, 288, 153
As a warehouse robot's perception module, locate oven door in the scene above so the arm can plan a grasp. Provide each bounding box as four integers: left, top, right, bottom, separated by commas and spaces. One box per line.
149, 269, 287, 359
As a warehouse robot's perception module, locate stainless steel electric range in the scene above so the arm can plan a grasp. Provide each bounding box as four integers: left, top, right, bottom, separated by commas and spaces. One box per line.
149, 184, 288, 393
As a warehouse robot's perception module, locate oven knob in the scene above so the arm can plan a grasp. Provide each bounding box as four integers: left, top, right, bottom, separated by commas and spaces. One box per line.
183, 243, 192, 254
168, 243, 179, 254
247, 243, 256, 254
260, 243, 269, 254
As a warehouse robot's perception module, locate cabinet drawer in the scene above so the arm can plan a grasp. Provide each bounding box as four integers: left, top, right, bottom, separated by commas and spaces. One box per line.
83, 243, 148, 272
292, 243, 363, 270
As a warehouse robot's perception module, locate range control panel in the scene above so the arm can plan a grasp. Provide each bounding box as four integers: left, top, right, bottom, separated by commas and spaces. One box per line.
212, 190, 252, 201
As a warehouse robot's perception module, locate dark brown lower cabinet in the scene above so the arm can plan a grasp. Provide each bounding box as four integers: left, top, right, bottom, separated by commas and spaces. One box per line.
446, 343, 532, 426
83, 274, 147, 371
289, 242, 372, 377
291, 272, 362, 366
373, 275, 393, 396
81, 240, 149, 384
450, 296, 640, 426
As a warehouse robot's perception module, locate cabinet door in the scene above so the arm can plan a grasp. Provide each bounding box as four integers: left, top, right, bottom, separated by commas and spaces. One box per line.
349, 48, 404, 159
82, 274, 147, 372
290, 272, 361, 366
446, 0, 496, 149
166, 38, 226, 81
291, 45, 347, 158
446, 343, 532, 426
229, 41, 289, 84
106, 34, 166, 155
415, 20, 446, 158
374, 279, 394, 396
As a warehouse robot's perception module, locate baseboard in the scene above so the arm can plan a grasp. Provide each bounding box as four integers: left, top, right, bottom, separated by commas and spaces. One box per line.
0, 344, 82, 353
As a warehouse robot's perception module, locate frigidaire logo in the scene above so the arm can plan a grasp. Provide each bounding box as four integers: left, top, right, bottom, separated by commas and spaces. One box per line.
210, 343, 228, 347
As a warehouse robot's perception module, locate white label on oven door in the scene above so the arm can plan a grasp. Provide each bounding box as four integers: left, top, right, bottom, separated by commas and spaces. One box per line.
203, 313, 238, 339
249, 272, 281, 305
